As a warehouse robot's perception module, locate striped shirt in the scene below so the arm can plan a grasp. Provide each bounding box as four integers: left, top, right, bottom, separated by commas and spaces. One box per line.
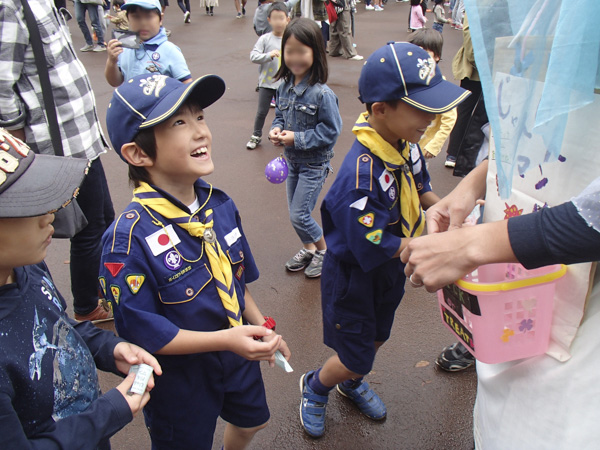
0, 0, 107, 159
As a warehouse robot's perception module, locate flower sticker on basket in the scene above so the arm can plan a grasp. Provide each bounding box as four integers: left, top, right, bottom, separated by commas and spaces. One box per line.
519, 319, 533, 332
500, 327, 515, 343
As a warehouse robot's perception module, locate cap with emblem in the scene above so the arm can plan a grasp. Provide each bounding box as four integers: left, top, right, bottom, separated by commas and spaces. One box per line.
121, 0, 162, 12
106, 74, 226, 160
358, 42, 470, 113
0, 128, 88, 218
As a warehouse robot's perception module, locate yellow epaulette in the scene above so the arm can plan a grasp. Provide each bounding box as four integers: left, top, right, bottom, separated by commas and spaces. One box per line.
355, 153, 373, 191
110, 209, 140, 255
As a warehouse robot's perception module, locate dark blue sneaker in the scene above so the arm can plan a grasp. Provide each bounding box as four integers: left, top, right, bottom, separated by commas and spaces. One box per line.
336, 380, 387, 420
299, 371, 329, 438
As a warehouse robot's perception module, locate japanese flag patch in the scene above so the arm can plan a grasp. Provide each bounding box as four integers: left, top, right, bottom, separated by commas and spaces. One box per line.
145, 224, 181, 256
379, 169, 393, 191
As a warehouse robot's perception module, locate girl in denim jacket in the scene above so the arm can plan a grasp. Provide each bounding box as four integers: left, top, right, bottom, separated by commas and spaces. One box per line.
269, 18, 342, 278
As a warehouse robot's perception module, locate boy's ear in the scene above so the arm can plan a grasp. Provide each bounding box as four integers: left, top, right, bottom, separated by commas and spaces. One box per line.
121, 143, 153, 167
370, 102, 387, 118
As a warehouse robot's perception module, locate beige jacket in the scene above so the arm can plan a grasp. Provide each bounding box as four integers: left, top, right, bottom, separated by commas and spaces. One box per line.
451, 15, 480, 81
419, 108, 457, 156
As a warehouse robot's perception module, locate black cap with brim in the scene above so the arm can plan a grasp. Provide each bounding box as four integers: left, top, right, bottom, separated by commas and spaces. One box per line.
0, 153, 88, 218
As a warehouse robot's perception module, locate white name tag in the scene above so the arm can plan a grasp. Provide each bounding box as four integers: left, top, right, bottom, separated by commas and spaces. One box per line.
224, 227, 242, 247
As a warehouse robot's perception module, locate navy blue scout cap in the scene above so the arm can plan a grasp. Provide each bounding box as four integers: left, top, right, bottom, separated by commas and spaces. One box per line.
358, 42, 470, 113
0, 128, 88, 218
107, 74, 226, 160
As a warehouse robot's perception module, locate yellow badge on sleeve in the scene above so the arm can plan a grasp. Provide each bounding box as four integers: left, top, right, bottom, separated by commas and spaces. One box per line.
110, 285, 121, 304
358, 212, 375, 228
98, 277, 107, 296
365, 229, 383, 245
126, 274, 146, 295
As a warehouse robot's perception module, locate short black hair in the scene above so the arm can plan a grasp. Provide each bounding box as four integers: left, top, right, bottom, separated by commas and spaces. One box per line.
268, 2, 288, 17
112, 0, 125, 7
365, 100, 399, 115
275, 18, 328, 85
407, 28, 444, 59
410, 0, 421, 6
125, 5, 162, 17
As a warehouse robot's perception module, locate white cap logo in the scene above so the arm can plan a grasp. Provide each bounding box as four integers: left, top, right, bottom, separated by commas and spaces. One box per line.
417, 57, 436, 85
139, 74, 168, 97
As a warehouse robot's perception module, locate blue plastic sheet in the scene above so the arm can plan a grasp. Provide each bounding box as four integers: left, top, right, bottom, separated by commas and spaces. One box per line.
464, 0, 600, 198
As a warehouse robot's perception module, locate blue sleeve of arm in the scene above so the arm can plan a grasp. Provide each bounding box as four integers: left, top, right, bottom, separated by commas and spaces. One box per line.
100, 253, 180, 354
166, 44, 191, 82
0, 389, 132, 449
294, 89, 342, 151
508, 202, 600, 269
327, 190, 402, 272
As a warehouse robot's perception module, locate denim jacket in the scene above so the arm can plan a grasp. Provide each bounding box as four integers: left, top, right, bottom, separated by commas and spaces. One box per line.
271, 75, 342, 164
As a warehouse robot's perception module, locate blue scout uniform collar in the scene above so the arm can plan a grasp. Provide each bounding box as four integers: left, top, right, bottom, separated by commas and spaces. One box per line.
141, 27, 168, 51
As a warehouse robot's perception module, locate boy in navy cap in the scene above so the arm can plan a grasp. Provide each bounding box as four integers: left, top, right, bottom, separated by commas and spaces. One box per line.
299, 42, 470, 438
105, 0, 191, 87
0, 128, 161, 448
101, 74, 291, 449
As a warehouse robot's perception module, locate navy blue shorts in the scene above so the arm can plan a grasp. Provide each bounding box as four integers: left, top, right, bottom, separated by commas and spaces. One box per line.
321, 253, 406, 375
144, 351, 269, 450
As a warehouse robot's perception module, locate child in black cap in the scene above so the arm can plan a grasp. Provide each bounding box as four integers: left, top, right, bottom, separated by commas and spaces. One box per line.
299, 42, 470, 438
0, 128, 161, 448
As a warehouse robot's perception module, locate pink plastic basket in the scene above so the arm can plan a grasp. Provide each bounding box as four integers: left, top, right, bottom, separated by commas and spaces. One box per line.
437, 263, 566, 364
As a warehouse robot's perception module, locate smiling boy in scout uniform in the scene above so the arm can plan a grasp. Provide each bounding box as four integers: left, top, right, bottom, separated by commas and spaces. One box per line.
299, 42, 470, 438
100, 74, 290, 450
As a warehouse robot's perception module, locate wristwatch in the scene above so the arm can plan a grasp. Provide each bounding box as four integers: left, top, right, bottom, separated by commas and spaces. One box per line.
261, 316, 276, 331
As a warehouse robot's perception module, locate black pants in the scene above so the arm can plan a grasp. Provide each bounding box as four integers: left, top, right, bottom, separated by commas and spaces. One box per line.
178, 0, 190, 13
253, 87, 276, 137
70, 158, 114, 314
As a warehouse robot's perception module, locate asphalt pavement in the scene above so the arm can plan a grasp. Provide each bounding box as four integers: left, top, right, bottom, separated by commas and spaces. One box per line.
44, 3, 477, 449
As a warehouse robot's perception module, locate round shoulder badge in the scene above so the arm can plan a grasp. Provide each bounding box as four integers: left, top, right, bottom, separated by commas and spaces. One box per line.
152, 52, 160, 61
164, 250, 183, 270
388, 185, 397, 201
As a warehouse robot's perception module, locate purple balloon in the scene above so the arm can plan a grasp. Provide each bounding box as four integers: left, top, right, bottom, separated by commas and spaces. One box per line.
265, 156, 288, 184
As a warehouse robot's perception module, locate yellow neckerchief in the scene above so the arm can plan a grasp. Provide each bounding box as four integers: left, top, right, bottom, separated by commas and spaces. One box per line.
352, 112, 425, 237
132, 182, 242, 327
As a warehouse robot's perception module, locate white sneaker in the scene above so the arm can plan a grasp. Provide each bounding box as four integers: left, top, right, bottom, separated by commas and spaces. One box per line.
184, 11, 191, 23
80, 44, 94, 52
93, 45, 107, 52
349, 55, 364, 61
246, 135, 261, 150
365, 4, 375, 10
374, 5, 384, 10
